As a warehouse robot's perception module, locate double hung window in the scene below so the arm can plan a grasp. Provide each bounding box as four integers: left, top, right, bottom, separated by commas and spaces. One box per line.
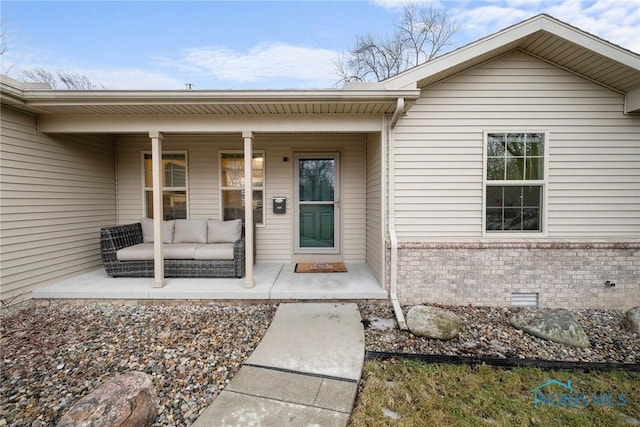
220, 151, 264, 225
485, 132, 546, 232
143, 152, 187, 220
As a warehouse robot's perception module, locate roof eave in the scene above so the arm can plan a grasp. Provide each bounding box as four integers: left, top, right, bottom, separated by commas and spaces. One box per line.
383, 14, 640, 91
1, 77, 421, 115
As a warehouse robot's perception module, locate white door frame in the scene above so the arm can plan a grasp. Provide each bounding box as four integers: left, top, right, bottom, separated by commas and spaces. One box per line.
294, 152, 340, 254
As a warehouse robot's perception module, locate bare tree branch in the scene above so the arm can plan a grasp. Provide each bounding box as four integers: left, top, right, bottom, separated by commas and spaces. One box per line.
22, 67, 58, 88
21, 67, 106, 89
1, 22, 13, 74
336, 1, 458, 83
0, 30, 7, 56
58, 72, 103, 90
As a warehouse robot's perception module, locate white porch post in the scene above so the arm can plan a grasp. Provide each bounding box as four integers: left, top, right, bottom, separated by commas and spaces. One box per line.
150, 131, 166, 288
242, 131, 254, 288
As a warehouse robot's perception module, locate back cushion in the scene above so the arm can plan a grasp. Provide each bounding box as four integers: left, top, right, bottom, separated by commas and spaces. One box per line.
207, 219, 242, 243
173, 219, 208, 243
141, 218, 175, 244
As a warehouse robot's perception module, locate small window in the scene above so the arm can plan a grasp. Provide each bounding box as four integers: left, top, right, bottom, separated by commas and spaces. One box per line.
220, 151, 264, 225
143, 152, 188, 220
485, 132, 545, 232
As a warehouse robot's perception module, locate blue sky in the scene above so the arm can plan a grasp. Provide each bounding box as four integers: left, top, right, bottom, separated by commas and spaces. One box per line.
1, 0, 639, 89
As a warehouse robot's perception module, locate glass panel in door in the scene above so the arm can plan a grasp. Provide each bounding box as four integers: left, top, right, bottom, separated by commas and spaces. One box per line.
296, 156, 338, 252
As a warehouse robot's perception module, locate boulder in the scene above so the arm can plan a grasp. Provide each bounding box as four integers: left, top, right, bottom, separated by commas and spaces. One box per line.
407, 305, 462, 340
510, 309, 590, 348
624, 307, 640, 334
57, 372, 157, 427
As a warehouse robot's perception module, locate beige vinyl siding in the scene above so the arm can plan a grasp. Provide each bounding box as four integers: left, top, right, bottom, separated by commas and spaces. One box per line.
366, 132, 383, 282
341, 136, 367, 262
257, 134, 366, 263
258, 136, 293, 263
393, 50, 640, 239
0, 107, 116, 303
116, 135, 222, 224
116, 133, 367, 263
547, 133, 639, 236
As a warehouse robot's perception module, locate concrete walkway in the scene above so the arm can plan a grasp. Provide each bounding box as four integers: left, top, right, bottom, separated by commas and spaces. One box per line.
192, 303, 365, 427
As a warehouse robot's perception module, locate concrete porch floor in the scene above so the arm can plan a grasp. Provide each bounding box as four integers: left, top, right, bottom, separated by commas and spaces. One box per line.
32, 263, 388, 302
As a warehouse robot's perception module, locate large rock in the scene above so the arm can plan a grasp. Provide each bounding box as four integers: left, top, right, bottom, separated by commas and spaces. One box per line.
510, 309, 590, 348
407, 305, 462, 340
57, 371, 157, 427
625, 307, 640, 334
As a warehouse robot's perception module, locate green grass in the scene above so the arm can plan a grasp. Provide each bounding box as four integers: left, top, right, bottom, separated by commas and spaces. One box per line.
349, 360, 639, 427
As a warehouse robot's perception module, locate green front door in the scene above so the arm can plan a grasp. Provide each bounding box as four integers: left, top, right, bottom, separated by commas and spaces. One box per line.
295, 154, 339, 253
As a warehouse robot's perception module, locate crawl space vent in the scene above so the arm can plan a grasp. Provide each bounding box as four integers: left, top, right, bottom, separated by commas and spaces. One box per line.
511, 292, 539, 307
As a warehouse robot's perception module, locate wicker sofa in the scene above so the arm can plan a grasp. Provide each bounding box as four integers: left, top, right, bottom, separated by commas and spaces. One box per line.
100, 218, 249, 278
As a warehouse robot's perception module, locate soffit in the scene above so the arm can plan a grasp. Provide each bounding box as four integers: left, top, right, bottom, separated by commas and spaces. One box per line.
518, 31, 640, 92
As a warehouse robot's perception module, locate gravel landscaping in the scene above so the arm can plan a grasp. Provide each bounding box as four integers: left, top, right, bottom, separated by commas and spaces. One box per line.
360, 304, 640, 364
1, 302, 276, 427
1, 302, 638, 427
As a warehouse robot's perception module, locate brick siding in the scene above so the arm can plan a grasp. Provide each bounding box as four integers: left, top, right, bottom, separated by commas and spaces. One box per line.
390, 241, 640, 309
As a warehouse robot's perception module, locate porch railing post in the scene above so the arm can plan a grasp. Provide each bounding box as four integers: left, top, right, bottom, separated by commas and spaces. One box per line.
242, 131, 254, 288
150, 131, 166, 288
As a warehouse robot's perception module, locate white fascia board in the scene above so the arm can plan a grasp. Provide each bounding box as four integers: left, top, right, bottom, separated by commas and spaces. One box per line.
1, 75, 28, 107
0, 74, 52, 90
1, 74, 54, 107
19, 89, 420, 106
0, 82, 26, 107
383, 14, 640, 90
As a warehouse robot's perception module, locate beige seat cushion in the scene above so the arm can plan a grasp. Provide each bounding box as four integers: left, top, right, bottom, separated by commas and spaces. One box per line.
207, 219, 242, 243
140, 219, 175, 244
117, 243, 154, 261
194, 244, 235, 260
173, 219, 207, 243
117, 244, 198, 260
163, 244, 199, 259
117, 243, 232, 261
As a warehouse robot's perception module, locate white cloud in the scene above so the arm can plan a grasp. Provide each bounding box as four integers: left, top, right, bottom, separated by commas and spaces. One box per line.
372, 0, 638, 53
1, 45, 63, 77
77, 68, 185, 90
3, 39, 340, 90
451, 5, 532, 39
546, 0, 640, 52
450, 0, 639, 53
372, 0, 442, 9
155, 42, 338, 88
1, 42, 184, 89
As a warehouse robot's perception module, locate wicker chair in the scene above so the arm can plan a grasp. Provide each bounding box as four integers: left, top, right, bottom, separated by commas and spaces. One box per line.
100, 222, 251, 278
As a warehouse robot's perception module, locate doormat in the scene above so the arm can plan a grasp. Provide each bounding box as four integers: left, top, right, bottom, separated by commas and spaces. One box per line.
295, 262, 348, 273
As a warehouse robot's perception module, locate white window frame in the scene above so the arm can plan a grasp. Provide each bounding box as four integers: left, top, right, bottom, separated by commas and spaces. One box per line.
141, 150, 189, 219
218, 150, 266, 226
482, 131, 549, 236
